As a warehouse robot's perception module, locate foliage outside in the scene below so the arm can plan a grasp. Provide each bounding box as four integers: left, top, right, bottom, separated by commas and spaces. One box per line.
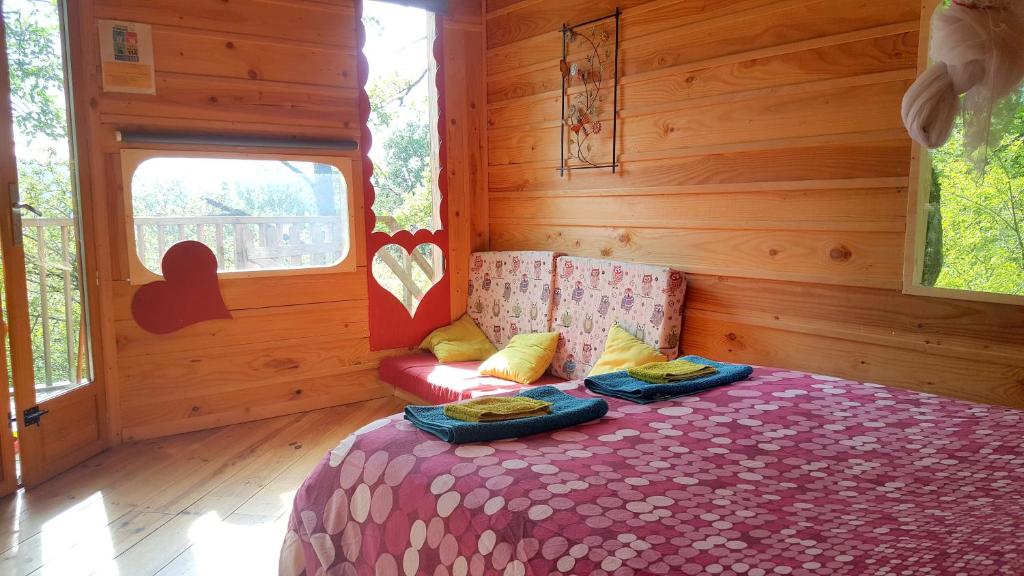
130, 157, 348, 273
4, 0, 87, 390
364, 4, 434, 234
363, 2, 440, 310
925, 86, 1024, 297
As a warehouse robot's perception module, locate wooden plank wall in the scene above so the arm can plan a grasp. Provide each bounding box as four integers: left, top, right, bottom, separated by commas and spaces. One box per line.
69, 0, 484, 441
445, 2, 490, 319
484, 0, 1024, 407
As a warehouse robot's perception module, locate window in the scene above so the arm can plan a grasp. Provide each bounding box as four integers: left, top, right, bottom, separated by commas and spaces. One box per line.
122, 151, 355, 279
4, 0, 93, 394
360, 0, 451, 349
913, 97, 1024, 301
364, 0, 438, 235
363, 0, 447, 313
908, 3, 1024, 304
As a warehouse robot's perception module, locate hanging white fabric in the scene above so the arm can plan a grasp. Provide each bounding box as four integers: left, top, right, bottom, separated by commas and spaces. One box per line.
901, 0, 1024, 172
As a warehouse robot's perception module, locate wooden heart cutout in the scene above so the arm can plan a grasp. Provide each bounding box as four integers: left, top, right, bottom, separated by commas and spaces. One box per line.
131, 241, 232, 334
371, 243, 445, 316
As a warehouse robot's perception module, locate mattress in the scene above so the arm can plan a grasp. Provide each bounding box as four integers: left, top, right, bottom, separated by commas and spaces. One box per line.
281, 367, 1024, 576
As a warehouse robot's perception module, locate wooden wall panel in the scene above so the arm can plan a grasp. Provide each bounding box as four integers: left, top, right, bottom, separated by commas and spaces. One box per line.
491, 224, 905, 289
71, 0, 482, 440
92, 0, 357, 47
484, 0, 1024, 407
444, 10, 489, 320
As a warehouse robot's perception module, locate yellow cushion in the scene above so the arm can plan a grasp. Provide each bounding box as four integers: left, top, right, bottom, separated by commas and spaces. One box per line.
419, 315, 497, 363
588, 324, 668, 377
478, 332, 560, 385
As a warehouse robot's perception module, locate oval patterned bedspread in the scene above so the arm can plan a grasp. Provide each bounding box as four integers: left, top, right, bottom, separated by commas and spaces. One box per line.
280, 368, 1024, 576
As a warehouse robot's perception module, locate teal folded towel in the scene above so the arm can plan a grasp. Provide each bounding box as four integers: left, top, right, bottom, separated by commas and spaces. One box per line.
404, 386, 608, 444
585, 356, 753, 404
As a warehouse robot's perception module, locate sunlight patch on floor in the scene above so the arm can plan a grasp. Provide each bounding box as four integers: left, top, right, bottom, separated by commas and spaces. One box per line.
179, 511, 286, 576
0, 491, 116, 576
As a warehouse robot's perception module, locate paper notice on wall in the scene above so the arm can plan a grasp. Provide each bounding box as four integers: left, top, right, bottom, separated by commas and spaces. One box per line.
98, 20, 155, 94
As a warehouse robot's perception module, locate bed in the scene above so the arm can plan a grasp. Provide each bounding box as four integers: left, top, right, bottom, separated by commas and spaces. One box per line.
280, 367, 1024, 576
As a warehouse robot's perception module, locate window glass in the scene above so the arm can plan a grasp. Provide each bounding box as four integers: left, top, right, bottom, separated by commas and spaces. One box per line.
129, 157, 350, 274
4, 0, 93, 395
363, 0, 437, 233
919, 86, 1024, 298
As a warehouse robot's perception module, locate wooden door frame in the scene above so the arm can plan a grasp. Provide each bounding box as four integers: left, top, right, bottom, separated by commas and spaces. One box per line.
0, 0, 18, 497
0, 0, 113, 488
0, 0, 39, 489
0, 308, 16, 497
64, 0, 117, 447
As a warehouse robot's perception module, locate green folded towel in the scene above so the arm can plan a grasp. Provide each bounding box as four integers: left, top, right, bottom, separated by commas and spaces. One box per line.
627, 359, 718, 384
443, 396, 552, 423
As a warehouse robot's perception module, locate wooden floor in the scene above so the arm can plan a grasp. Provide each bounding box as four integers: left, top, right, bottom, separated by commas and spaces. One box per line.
0, 396, 405, 576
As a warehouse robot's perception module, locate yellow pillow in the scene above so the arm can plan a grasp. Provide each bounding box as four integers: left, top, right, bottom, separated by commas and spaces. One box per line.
589, 324, 668, 376
479, 332, 560, 385
420, 315, 497, 363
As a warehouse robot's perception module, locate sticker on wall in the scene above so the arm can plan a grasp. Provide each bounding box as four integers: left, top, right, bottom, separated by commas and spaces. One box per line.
131, 241, 232, 334
98, 20, 156, 94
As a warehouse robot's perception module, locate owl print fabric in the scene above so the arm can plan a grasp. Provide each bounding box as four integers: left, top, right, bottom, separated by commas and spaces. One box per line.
549, 256, 686, 380
467, 251, 559, 349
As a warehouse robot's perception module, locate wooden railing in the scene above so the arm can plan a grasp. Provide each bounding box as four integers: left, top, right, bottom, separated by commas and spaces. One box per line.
373, 215, 440, 310
134, 215, 348, 272
22, 218, 87, 395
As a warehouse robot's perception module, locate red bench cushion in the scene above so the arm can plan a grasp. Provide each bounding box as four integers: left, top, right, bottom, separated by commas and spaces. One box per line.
380, 352, 566, 405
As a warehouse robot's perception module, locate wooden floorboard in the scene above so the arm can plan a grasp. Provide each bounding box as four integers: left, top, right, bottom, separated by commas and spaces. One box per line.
0, 396, 405, 576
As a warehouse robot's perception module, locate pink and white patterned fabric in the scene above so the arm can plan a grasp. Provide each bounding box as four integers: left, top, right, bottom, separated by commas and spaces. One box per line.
549, 256, 686, 380
467, 251, 559, 349
281, 368, 1024, 576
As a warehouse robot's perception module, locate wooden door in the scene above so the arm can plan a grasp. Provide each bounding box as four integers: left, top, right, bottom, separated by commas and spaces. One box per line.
0, 314, 16, 497
0, 0, 105, 488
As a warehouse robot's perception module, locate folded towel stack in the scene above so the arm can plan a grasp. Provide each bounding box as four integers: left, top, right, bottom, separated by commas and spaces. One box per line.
443, 397, 551, 422
405, 386, 608, 444
627, 359, 717, 384
585, 356, 753, 404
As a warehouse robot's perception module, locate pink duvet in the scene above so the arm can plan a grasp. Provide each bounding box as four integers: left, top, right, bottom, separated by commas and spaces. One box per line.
281, 367, 1024, 576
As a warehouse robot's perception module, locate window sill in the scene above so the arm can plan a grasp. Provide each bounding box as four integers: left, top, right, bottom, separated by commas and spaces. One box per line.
126, 258, 358, 286
903, 283, 1024, 307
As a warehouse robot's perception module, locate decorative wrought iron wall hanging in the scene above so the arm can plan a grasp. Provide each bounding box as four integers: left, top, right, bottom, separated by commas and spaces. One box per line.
560, 8, 621, 176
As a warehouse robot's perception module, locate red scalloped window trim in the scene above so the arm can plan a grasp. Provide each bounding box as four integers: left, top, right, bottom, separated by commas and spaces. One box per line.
358, 4, 451, 350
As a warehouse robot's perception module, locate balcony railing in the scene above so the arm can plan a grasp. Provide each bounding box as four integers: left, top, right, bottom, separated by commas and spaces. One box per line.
22, 217, 88, 399
22, 215, 438, 394
133, 215, 349, 272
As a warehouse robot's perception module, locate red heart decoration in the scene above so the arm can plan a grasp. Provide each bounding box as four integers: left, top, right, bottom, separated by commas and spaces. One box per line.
131, 241, 232, 334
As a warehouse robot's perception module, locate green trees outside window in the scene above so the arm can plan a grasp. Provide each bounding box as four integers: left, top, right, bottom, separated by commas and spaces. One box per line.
924, 87, 1024, 297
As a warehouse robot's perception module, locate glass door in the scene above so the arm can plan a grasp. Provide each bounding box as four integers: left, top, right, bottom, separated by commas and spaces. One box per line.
1, 0, 102, 488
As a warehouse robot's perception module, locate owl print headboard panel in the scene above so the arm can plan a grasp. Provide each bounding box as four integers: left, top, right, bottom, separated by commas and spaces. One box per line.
466, 251, 560, 349
548, 256, 687, 380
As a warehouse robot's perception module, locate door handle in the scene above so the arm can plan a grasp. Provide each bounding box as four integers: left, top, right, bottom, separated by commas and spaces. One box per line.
7, 181, 39, 247
23, 405, 48, 427
13, 203, 42, 217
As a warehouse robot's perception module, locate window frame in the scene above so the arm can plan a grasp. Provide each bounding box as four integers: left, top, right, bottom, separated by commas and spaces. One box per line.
120, 148, 357, 284
360, 1, 452, 350
903, 0, 1024, 307
364, 1, 443, 235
